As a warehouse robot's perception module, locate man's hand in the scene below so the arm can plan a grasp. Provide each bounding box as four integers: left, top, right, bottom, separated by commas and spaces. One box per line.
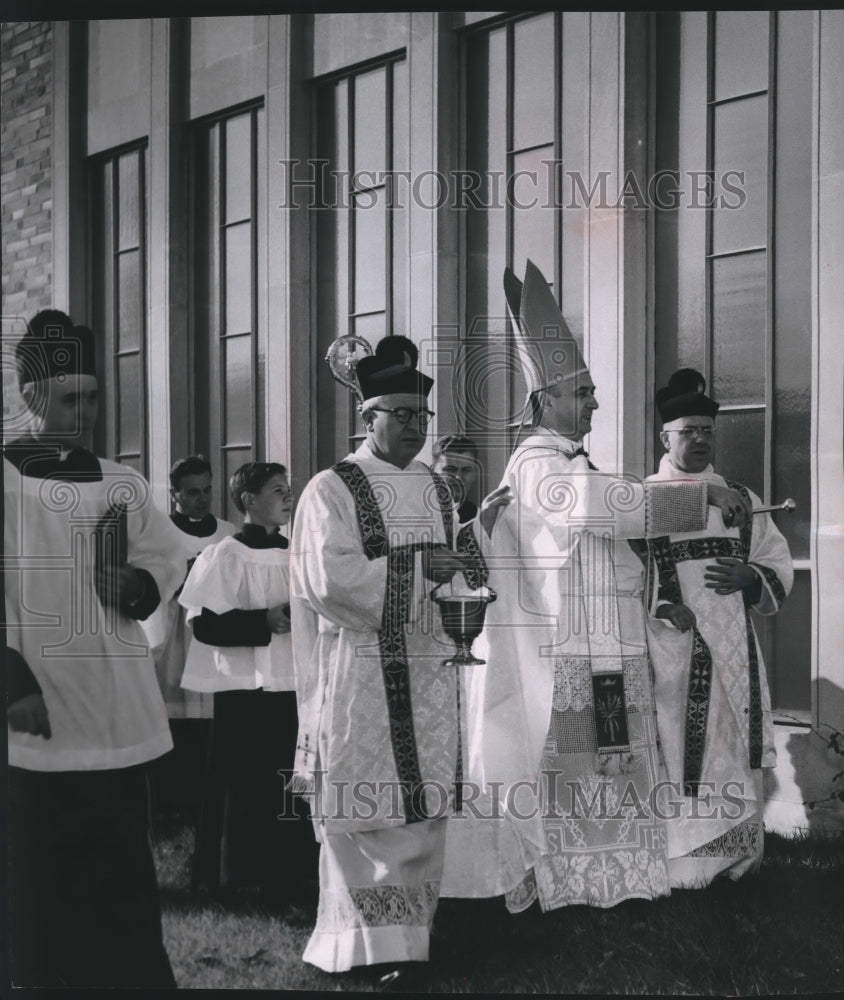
704, 557, 758, 595
423, 546, 471, 584
8, 693, 51, 739
267, 603, 291, 635
96, 562, 145, 608
706, 484, 751, 529
655, 603, 696, 632
479, 485, 513, 538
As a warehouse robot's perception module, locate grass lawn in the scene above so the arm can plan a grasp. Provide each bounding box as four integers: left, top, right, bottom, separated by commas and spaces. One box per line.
154, 809, 844, 994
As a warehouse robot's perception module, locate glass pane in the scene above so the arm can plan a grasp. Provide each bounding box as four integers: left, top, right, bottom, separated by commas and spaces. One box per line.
712, 95, 768, 255
93, 160, 114, 344
335, 78, 349, 173
192, 124, 218, 449
315, 81, 349, 344
118, 150, 140, 251
713, 410, 765, 500
465, 25, 511, 482
560, 12, 589, 341
711, 251, 766, 406
223, 447, 252, 521
314, 77, 348, 475
117, 250, 141, 352
224, 221, 253, 334
714, 11, 769, 103
513, 13, 556, 152
353, 190, 386, 314
455, 324, 520, 433
316, 202, 341, 341
773, 16, 812, 562
354, 67, 386, 178
335, 80, 350, 326
772, 397, 810, 559
390, 58, 408, 174
511, 145, 556, 285
117, 352, 142, 455
391, 59, 408, 333
119, 455, 140, 472
223, 333, 253, 445
352, 311, 386, 350
466, 26, 507, 332
225, 112, 252, 224
200, 124, 220, 328
767, 570, 811, 713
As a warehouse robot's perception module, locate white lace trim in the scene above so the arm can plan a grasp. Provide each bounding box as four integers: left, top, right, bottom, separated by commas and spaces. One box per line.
551, 656, 649, 713
645, 480, 708, 536
315, 880, 439, 933
687, 820, 761, 859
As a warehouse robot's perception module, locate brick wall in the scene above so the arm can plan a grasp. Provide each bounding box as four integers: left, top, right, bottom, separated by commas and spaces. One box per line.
1, 21, 52, 434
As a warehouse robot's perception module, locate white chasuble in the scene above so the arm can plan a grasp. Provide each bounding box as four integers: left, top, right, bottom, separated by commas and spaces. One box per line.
444, 429, 710, 911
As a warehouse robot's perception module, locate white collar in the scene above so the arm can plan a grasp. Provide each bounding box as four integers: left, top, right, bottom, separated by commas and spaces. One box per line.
522, 426, 585, 454
656, 454, 716, 480
352, 440, 423, 473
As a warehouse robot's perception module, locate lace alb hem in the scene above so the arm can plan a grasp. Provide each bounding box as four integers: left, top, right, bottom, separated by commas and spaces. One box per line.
314, 880, 439, 933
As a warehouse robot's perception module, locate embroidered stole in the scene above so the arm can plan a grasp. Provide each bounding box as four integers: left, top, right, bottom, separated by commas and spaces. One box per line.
725, 480, 764, 771
551, 452, 632, 768
576, 532, 632, 769
333, 460, 488, 823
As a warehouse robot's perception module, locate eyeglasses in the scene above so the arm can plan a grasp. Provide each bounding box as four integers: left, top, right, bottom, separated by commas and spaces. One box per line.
664, 425, 715, 439
369, 406, 435, 429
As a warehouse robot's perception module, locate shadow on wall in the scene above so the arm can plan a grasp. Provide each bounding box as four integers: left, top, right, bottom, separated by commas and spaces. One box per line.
764, 678, 844, 835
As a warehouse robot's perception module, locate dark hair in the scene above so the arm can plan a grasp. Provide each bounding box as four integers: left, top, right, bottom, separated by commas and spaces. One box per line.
169, 454, 213, 491
432, 434, 479, 461
229, 461, 287, 513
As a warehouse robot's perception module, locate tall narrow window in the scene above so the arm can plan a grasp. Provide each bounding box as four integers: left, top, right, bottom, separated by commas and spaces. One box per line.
707, 10, 771, 501
313, 55, 408, 469
89, 144, 148, 473
463, 14, 561, 480
654, 11, 813, 714
193, 105, 262, 520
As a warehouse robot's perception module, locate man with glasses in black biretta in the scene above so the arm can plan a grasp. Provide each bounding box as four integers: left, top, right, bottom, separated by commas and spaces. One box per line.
639, 369, 793, 888
289, 335, 496, 988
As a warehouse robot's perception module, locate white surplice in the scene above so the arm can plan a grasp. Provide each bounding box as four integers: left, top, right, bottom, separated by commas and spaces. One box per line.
4, 457, 187, 771
141, 516, 236, 717
178, 535, 296, 692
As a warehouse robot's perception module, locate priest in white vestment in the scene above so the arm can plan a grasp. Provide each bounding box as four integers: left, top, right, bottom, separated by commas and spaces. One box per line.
290, 335, 492, 980
637, 368, 793, 887
442, 261, 755, 913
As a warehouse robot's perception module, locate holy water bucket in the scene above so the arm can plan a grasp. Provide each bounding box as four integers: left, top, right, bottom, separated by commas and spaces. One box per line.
430, 585, 497, 667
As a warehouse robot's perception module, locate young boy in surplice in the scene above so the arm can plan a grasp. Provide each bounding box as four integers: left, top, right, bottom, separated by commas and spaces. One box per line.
142, 455, 236, 719
178, 461, 317, 904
